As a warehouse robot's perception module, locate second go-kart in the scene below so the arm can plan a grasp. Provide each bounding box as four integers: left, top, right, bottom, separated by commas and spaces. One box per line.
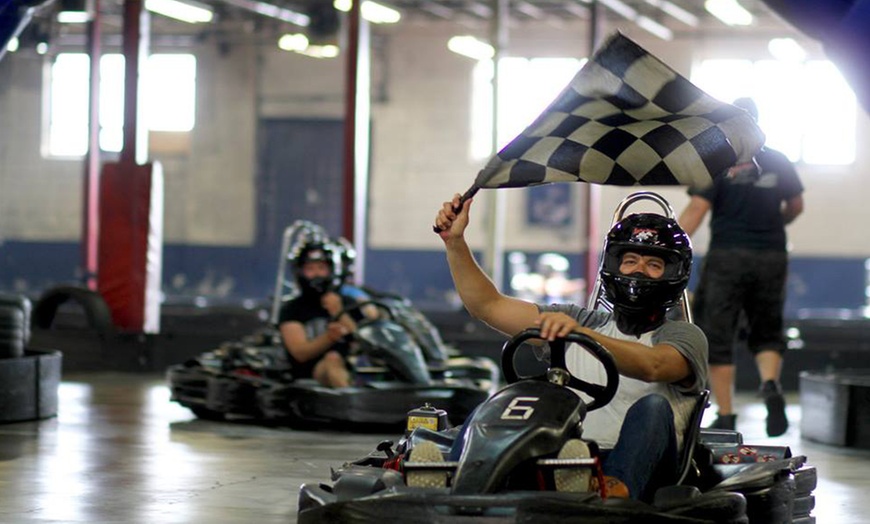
256, 298, 499, 428
297, 328, 816, 523
167, 220, 499, 429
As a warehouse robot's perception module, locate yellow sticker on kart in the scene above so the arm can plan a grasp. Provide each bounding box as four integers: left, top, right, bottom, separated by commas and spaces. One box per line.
407, 415, 439, 431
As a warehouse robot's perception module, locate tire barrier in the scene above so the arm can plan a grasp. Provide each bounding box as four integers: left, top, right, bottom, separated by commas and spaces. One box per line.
0, 293, 32, 359
800, 369, 870, 448
31, 285, 115, 336
0, 293, 62, 423
0, 349, 62, 423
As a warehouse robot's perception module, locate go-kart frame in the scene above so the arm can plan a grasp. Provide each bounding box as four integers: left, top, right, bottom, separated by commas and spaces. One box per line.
166, 221, 499, 429
295, 193, 816, 523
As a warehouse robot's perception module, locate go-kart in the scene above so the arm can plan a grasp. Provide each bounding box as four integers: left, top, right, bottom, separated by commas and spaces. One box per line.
297, 328, 817, 523
167, 221, 499, 429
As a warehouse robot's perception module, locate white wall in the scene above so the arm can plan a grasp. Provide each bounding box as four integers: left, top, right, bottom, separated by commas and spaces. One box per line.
0, 19, 866, 261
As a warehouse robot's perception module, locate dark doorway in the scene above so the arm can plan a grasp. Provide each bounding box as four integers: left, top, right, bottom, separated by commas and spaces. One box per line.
256, 118, 344, 251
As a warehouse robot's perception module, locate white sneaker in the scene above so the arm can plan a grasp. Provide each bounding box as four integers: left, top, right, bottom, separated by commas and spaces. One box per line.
554, 439, 592, 492
405, 441, 447, 488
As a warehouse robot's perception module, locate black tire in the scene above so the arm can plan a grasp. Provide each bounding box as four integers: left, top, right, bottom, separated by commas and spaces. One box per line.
793, 466, 817, 495
743, 476, 795, 524
0, 339, 24, 359
191, 406, 226, 421
0, 306, 24, 329
792, 517, 815, 524
0, 307, 25, 358
0, 327, 25, 340
31, 286, 114, 336
0, 293, 32, 344
666, 491, 747, 522
792, 494, 814, 517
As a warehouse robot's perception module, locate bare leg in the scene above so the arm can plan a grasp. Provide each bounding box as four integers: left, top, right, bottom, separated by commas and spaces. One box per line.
709, 364, 736, 414
755, 349, 788, 436
755, 349, 783, 383
313, 351, 351, 388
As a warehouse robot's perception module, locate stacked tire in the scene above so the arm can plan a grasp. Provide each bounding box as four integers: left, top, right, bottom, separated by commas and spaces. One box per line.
0, 292, 61, 423
792, 466, 818, 524
0, 293, 31, 359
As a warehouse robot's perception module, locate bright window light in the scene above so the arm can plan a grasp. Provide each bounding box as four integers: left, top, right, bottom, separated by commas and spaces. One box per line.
692, 58, 856, 165
48, 53, 197, 157
144, 54, 196, 131
471, 57, 584, 160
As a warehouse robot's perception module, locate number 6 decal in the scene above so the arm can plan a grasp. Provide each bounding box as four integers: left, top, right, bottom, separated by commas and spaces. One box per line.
501, 396, 539, 420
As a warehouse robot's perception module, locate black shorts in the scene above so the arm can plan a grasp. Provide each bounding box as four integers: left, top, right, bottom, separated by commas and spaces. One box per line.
692, 249, 788, 365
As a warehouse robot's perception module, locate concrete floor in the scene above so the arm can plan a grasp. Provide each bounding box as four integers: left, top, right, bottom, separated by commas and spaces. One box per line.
0, 373, 868, 523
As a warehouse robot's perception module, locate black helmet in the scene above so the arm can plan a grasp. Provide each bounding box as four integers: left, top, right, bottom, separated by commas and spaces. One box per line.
600, 213, 692, 315
292, 241, 343, 295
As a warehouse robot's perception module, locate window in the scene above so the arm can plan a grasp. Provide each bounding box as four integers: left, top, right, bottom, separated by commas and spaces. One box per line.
691, 58, 856, 165
48, 53, 196, 157
471, 57, 585, 160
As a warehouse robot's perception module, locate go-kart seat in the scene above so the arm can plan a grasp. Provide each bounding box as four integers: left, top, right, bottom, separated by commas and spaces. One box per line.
676, 389, 711, 485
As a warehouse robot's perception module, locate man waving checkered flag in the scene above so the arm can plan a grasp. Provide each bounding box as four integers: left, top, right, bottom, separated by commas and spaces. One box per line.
470, 32, 765, 192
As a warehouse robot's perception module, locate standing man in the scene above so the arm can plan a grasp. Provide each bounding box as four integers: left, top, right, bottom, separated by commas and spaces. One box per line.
678, 97, 804, 437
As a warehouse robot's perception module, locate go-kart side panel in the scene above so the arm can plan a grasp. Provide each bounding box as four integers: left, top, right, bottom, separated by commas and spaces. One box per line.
260, 382, 490, 428
167, 364, 265, 418
452, 381, 586, 495
297, 486, 747, 524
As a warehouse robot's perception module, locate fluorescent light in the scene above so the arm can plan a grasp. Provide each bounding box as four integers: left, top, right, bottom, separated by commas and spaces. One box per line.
598, 0, 635, 19
145, 0, 214, 23
768, 37, 806, 62
636, 16, 673, 41
299, 44, 340, 59
6, 37, 19, 53
704, 0, 753, 26
644, 0, 698, 27
333, 1, 401, 24
447, 35, 494, 61
598, 0, 673, 40
218, 0, 309, 26
57, 11, 92, 23
278, 33, 309, 52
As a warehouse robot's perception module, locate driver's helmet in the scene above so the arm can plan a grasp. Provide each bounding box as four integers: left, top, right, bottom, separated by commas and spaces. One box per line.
291, 241, 344, 295
599, 213, 692, 314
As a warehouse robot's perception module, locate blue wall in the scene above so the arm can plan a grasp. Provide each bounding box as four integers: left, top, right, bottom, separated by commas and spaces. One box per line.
1, 239, 864, 317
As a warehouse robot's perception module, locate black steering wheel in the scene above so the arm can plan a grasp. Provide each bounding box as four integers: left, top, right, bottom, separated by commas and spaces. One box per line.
501, 328, 619, 412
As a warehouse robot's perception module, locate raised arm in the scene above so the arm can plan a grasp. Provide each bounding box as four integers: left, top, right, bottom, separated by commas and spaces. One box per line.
677, 195, 711, 237
434, 194, 540, 337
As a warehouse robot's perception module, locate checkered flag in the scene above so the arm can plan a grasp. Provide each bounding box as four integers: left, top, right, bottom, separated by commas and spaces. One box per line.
471, 32, 765, 192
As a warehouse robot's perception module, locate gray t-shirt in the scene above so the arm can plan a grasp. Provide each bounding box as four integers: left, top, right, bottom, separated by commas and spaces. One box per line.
538, 303, 709, 450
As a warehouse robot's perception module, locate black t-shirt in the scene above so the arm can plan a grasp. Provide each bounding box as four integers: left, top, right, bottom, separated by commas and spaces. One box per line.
278, 290, 362, 375
688, 147, 803, 251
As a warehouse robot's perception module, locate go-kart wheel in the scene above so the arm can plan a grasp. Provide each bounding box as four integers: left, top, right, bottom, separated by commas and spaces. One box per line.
501, 328, 619, 411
